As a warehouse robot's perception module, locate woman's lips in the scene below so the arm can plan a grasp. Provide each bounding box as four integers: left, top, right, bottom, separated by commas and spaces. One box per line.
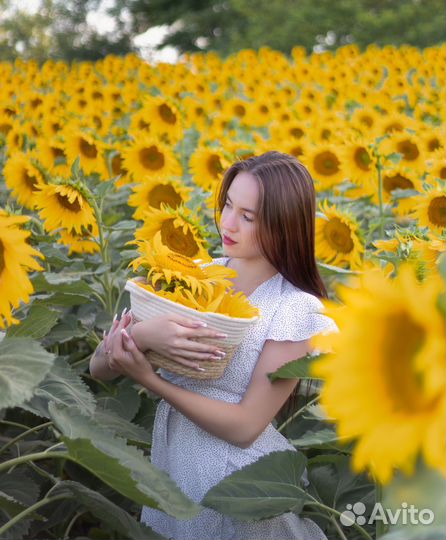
223, 235, 237, 245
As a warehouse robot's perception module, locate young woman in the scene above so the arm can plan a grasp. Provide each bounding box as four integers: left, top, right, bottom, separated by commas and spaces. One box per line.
90, 151, 336, 540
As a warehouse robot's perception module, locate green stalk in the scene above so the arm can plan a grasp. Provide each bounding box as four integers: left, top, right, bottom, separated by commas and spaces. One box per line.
375, 482, 385, 538
0, 494, 70, 536
0, 421, 53, 455
277, 395, 319, 433
376, 154, 385, 238
305, 500, 374, 540
0, 450, 69, 474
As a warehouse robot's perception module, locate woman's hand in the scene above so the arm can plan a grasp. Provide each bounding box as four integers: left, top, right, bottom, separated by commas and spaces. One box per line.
104, 309, 157, 386
130, 313, 228, 371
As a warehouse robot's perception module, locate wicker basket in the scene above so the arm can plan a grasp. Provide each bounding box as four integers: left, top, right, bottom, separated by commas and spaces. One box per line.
125, 279, 259, 379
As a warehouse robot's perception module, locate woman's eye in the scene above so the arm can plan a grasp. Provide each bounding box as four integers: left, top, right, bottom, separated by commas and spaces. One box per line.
243, 215, 253, 222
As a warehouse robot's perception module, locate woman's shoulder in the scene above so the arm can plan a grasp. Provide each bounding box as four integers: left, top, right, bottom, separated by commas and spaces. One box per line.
279, 278, 324, 311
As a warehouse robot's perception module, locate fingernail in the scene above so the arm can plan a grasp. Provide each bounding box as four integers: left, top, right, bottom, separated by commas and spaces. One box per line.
121, 329, 129, 338
195, 367, 206, 372
194, 321, 207, 327
103, 330, 106, 338
121, 307, 127, 317
215, 351, 226, 357
216, 333, 228, 338
113, 313, 117, 322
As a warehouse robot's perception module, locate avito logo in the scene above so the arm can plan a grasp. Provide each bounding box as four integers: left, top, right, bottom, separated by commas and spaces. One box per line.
340, 502, 435, 527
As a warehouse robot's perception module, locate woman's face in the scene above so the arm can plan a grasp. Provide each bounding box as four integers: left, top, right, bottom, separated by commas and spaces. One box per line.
220, 171, 262, 260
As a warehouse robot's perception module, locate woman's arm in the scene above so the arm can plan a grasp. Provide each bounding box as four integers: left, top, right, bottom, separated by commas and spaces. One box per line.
131, 335, 309, 448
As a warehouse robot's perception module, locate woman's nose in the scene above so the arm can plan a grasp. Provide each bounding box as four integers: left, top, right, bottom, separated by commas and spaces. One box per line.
221, 210, 238, 231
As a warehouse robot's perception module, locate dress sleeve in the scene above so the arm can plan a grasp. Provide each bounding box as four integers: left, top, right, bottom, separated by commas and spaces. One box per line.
265, 289, 337, 343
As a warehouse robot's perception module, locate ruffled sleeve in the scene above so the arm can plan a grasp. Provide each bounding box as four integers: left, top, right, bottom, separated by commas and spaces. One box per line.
265, 288, 337, 343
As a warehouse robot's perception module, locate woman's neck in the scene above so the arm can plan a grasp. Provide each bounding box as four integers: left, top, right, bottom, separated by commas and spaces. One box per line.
227, 256, 278, 295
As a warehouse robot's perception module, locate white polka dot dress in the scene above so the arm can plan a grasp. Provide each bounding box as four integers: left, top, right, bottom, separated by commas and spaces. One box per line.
141, 258, 337, 540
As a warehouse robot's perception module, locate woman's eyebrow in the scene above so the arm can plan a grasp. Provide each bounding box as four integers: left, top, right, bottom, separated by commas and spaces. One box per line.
226, 194, 256, 214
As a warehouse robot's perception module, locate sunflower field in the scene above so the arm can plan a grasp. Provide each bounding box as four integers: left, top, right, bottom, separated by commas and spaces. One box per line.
0, 43, 445, 540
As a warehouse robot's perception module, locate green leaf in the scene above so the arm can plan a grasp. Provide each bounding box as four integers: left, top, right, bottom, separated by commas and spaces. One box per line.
49, 403, 200, 519
0, 338, 55, 410
96, 379, 141, 422
6, 305, 59, 339
22, 358, 96, 418
290, 427, 344, 448
44, 314, 89, 343
307, 454, 374, 512
317, 262, 358, 275
92, 409, 149, 445
50, 481, 165, 540
268, 355, 322, 382
203, 450, 309, 521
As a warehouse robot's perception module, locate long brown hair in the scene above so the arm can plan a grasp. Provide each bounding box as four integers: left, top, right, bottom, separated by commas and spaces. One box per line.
215, 151, 327, 298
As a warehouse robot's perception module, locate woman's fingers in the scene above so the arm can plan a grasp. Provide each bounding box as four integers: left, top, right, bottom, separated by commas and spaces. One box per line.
169, 314, 208, 329
180, 327, 228, 341
173, 337, 226, 357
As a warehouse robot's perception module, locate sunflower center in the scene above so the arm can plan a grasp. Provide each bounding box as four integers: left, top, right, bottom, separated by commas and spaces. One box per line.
158, 104, 177, 125
428, 196, 446, 227
324, 218, 354, 253
80, 138, 98, 159
314, 151, 340, 176
166, 251, 198, 270
290, 128, 304, 139
354, 148, 372, 171
290, 145, 303, 157
22, 169, 40, 191
161, 219, 200, 258
360, 115, 373, 127
385, 122, 403, 133
207, 155, 223, 179
0, 123, 12, 135
440, 167, 446, 180
51, 146, 65, 160
111, 154, 126, 176
383, 173, 414, 193
139, 146, 165, 171
56, 193, 82, 213
51, 122, 62, 133
382, 311, 427, 412
397, 140, 419, 161
0, 239, 4, 274
428, 137, 440, 152
138, 119, 151, 131
234, 105, 246, 117
148, 184, 182, 209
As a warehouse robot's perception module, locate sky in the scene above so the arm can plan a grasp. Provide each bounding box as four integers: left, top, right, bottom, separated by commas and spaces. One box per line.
5, 0, 179, 62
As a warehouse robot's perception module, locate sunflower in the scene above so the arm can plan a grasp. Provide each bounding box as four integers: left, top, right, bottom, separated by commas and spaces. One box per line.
316, 201, 364, 269
128, 177, 192, 220
35, 137, 70, 176
3, 152, 46, 209
341, 138, 376, 186
380, 132, 426, 173
131, 232, 236, 297
0, 213, 44, 328
142, 96, 182, 141
122, 136, 181, 181
135, 205, 210, 261
189, 146, 230, 192
412, 186, 446, 234
64, 130, 107, 177
57, 224, 100, 255
34, 182, 97, 235
312, 264, 446, 483
302, 144, 345, 189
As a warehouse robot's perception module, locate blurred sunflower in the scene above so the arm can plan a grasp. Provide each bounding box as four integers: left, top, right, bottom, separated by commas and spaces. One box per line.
380, 132, 426, 173
34, 182, 96, 234
143, 96, 182, 141
302, 144, 345, 189
312, 264, 446, 483
3, 152, 46, 209
128, 177, 192, 220
64, 130, 107, 177
57, 223, 100, 255
123, 136, 181, 181
135, 205, 210, 261
131, 232, 235, 297
412, 185, 446, 234
341, 138, 376, 186
189, 146, 230, 192
0, 212, 44, 328
316, 201, 364, 269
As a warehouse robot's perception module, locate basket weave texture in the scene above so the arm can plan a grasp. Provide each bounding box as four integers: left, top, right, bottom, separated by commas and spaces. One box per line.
125, 279, 259, 379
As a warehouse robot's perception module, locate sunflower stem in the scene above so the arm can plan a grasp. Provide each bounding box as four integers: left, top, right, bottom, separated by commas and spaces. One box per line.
0, 493, 70, 537
376, 154, 385, 238
375, 482, 386, 538
0, 450, 69, 474
0, 421, 53, 455
277, 395, 319, 433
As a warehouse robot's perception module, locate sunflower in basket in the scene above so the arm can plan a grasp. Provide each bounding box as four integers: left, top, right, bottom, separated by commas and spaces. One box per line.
129, 232, 259, 318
